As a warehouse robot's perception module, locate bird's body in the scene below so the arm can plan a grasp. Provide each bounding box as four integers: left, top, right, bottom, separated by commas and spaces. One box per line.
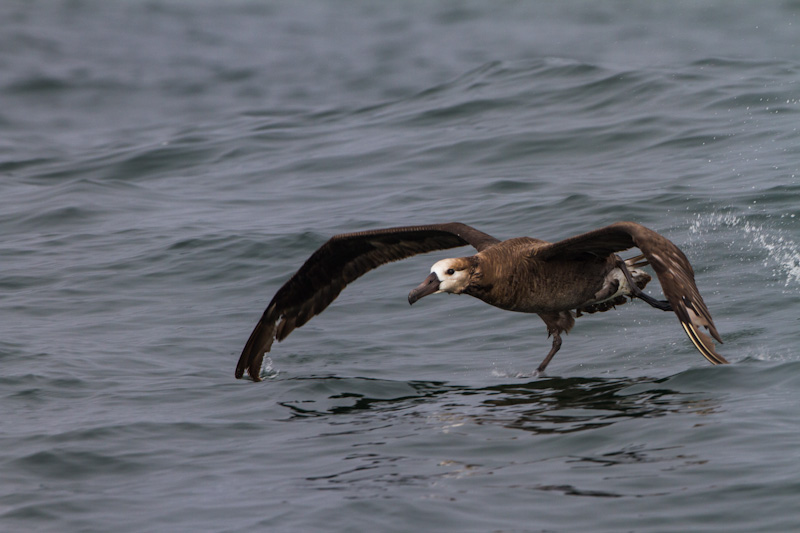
236, 222, 727, 381
467, 237, 609, 312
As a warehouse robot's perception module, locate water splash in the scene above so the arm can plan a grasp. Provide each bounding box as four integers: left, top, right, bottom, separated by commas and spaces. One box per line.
259, 356, 281, 379
689, 212, 800, 290
491, 364, 539, 379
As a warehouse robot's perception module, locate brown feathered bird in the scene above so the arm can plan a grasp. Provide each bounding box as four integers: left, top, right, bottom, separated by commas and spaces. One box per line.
236, 222, 726, 381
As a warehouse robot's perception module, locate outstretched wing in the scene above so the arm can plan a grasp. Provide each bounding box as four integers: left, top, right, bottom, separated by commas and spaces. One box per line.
236, 223, 500, 381
535, 221, 726, 365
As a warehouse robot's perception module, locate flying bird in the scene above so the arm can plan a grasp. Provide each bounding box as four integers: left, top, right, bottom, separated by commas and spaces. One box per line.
236, 222, 726, 381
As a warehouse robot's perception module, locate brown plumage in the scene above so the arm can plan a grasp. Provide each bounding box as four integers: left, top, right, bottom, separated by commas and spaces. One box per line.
236, 221, 726, 381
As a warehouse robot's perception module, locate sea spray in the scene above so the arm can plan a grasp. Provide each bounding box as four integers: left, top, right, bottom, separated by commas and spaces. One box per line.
689, 212, 800, 291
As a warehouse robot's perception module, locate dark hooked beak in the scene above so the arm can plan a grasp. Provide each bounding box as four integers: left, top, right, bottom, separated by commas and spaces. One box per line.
408, 272, 440, 305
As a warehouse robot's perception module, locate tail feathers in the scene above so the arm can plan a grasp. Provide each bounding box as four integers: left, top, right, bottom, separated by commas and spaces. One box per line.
577, 266, 651, 316
625, 254, 650, 269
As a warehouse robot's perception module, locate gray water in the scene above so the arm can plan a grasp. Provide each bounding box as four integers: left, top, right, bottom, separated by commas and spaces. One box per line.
2, 1, 800, 532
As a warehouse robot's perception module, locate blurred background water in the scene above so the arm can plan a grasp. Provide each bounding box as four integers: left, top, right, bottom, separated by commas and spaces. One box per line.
2, 1, 800, 532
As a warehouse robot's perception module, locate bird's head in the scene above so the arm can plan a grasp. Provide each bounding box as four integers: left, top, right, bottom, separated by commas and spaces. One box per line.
408, 257, 474, 305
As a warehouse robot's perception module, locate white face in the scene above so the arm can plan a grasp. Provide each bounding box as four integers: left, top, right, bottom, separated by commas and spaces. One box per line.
431, 258, 470, 294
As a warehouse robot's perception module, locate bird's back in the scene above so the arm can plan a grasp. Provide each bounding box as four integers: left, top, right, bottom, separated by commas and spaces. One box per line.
471, 237, 613, 313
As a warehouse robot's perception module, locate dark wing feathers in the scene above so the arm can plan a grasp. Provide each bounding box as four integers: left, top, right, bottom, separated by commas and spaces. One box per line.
536, 221, 726, 365
236, 223, 499, 380
434, 222, 501, 251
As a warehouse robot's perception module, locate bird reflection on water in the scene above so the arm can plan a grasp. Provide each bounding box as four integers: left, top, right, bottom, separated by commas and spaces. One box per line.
275, 374, 719, 436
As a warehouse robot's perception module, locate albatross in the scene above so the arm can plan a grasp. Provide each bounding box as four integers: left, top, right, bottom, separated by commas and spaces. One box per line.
236, 222, 726, 381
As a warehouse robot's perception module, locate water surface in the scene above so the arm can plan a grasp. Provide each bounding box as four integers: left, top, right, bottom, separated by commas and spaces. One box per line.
2, 2, 800, 532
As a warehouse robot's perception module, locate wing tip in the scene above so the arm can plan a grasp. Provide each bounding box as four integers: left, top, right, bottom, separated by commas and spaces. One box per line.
234, 357, 264, 381
234, 350, 265, 381
234, 351, 266, 382
236, 316, 277, 382
679, 320, 729, 365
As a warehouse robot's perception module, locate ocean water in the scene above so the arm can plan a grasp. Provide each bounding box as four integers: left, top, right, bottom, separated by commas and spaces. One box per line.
2, 1, 800, 531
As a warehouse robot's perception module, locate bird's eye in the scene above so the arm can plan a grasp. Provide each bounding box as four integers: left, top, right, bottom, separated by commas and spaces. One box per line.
446, 268, 455, 275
